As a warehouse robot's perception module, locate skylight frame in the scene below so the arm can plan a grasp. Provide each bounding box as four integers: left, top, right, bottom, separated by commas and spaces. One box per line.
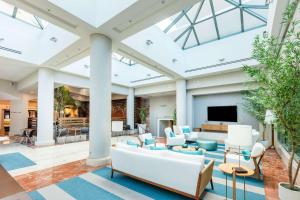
0, 0, 48, 30
161, 0, 269, 50
112, 53, 136, 66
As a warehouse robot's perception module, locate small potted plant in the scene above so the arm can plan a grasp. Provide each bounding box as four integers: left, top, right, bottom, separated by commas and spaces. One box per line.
138, 106, 147, 134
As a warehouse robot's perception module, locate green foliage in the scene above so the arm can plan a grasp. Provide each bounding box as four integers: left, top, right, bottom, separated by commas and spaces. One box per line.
244, 0, 300, 189
242, 90, 267, 124
172, 109, 177, 125
54, 86, 75, 114
138, 106, 147, 124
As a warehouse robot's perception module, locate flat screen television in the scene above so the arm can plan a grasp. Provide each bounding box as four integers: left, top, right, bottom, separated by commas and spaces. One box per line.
207, 106, 237, 122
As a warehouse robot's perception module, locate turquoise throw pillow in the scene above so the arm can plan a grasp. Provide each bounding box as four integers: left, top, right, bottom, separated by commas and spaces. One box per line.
182, 127, 190, 134
241, 149, 251, 161
127, 140, 139, 147
170, 131, 175, 137
150, 146, 166, 150
145, 138, 155, 145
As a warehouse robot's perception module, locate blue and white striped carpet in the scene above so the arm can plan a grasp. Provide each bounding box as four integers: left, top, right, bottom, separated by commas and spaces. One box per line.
29, 144, 265, 200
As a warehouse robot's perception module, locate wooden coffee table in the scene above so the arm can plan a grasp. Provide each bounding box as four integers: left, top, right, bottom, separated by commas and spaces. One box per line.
219, 163, 254, 200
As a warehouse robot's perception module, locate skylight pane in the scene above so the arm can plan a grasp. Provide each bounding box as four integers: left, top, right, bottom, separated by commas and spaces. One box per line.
212, 0, 234, 13
217, 9, 240, 37
243, 11, 265, 30
195, 19, 217, 43
0, 1, 14, 16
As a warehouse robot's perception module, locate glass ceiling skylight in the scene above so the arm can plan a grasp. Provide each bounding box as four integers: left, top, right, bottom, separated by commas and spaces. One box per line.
157, 0, 269, 50
112, 53, 136, 66
0, 0, 48, 29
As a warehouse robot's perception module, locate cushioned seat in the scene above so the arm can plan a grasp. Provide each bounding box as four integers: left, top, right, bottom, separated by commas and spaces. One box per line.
197, 140, 218, 151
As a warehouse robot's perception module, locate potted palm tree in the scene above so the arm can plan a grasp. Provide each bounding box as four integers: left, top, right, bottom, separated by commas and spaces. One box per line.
138, 106, 147, 134
244, 1, 300, 198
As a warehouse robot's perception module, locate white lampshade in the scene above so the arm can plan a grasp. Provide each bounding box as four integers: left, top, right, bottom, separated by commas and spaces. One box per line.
265, 110, 275, 124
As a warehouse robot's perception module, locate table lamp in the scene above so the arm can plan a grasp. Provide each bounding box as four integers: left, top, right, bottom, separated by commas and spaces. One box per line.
265, 110, 276, 148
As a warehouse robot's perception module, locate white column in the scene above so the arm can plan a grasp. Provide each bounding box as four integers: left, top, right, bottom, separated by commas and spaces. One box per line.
126, 88, 135, 129
176, 79, 187, 126
9, 95, 29, 136
36, 68, 55, 146
87, 33, 112, 167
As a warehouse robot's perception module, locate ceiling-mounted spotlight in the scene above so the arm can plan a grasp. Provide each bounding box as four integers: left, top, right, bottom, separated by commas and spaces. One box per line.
0, 38, 4, 42
146, 39, 153, 46
172, 58, 177, 63
161, 0, 166, 4
50, 37, 57, 42
263, 31, 268, 38
219, 58, 225, 62
114, 74, 118, 77
147, 74, 151, 77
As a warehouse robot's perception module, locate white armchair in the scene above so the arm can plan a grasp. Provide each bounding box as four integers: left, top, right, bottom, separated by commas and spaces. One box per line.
225, 125, 254, 150
164, 127, 185, 146
138, 133, 156, 147
224, 142, 265, 179
178, 126, 199, 141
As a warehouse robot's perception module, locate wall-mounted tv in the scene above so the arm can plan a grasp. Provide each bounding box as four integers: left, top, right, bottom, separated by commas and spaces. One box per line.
207, 106, 237, 122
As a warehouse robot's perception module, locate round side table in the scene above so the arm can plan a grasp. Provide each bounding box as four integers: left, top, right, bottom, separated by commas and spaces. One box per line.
219, 163, 254, 200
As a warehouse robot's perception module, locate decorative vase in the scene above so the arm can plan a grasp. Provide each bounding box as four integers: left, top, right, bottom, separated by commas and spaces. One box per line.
278, 182, 300, 200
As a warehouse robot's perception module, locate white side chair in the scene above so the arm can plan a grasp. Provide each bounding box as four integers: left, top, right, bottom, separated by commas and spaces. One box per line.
178, 126, 199, 141
225, 125, 253, 150
138, 133, 156, 147
164, 127, 185, 146
224, 142, 265, 179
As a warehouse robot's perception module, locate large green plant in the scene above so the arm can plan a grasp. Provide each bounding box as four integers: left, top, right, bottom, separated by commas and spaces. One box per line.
243, 90, 267, 139
138, 106, 147, 124
244, 1, 300, 190
54, 86, 75, 117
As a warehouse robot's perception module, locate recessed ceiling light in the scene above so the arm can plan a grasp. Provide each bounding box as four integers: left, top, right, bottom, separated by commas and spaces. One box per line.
114, 74, 118, 77
147, 74, 151, 77
50, 37, 57, 42
146, 40, 153, 46
219, 58, 225, 62
172, 58, 177, 63
0, 38, 4, 42
84, 64, 89, 69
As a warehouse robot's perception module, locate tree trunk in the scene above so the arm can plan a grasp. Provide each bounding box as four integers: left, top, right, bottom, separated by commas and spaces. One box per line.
288, 148, 295, 190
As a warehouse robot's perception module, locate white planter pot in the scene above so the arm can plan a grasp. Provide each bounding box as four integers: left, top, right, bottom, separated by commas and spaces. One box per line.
278, 182, 300, 200
138, 124, 147, 134
260, 140, 270, 149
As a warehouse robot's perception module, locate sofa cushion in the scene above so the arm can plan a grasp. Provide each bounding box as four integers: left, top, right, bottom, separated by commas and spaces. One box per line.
182, 127, 191, 134
170, 131, 175, 137
127, 140, 139, 147
145, 138, 155, 145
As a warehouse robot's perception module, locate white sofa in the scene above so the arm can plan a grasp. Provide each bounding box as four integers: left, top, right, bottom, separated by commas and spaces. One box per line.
111, 143, 214, 198
164, 127, 185, 146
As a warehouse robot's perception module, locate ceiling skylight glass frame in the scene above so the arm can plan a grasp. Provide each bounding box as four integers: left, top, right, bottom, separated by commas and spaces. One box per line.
112, 53, 136, 66
160, 0, 269, 50
0, 0, 48, 30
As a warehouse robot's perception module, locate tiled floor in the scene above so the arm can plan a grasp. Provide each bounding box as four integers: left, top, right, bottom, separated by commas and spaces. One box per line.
262, 149, 289, 200
1, 138, 291, 200
14, 159, 100, 192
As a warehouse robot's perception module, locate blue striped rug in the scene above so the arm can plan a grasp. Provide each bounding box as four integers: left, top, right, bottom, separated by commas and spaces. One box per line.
29, 144, 265, 200
0, 152, 36, 171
